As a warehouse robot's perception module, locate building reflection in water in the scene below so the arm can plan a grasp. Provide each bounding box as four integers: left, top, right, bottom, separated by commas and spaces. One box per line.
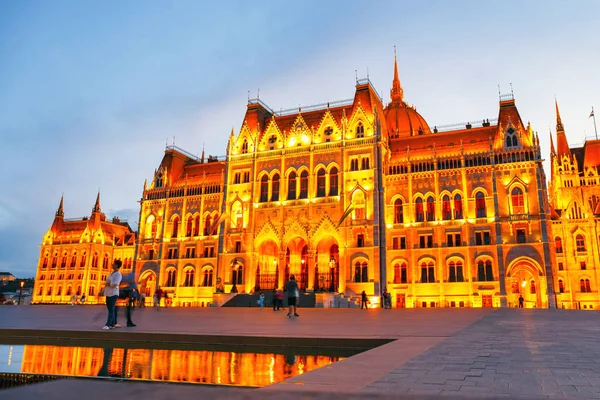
20, 345, 343, 387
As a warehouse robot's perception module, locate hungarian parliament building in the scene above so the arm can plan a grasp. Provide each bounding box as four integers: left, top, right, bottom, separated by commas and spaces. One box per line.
32, 56, 600, 309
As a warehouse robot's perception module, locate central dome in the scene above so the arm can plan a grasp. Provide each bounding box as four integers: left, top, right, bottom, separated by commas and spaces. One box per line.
384, 102, 431, 138
384, 55, 430, 138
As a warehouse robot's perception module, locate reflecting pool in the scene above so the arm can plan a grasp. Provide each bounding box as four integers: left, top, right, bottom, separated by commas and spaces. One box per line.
0, 343, 350, 387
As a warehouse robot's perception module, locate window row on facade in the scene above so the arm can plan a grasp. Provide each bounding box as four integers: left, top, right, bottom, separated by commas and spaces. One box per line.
163, 267, 214, 288
390, 260, 494, 284
258, 167, 340, 203
554, 234, 594, 254
41, 253, 133, 270
391, 187, 526, 223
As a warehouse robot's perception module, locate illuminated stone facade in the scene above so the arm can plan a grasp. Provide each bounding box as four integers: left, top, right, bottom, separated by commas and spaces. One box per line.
33, 55, 600, 308
32, 194, 136, 304
549, 102, 600, 310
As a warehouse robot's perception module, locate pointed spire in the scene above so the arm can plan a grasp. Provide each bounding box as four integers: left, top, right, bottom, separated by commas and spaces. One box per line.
555, 98, 564, 132
201, 142, 205, 163
554, 98, 571, 157
550, 129, 556, 157
92, 191, 101, 213
390, 46, 404, 104
56, 194, 64, 217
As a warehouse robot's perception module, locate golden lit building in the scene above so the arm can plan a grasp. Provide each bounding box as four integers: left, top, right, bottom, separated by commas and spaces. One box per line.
137, 149, 226, 306
32, 194, 136, 304
36, 54, 600, 308
549, 102, 600, 309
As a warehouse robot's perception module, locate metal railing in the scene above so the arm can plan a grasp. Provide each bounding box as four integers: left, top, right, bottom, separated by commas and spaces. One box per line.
274, 98, 354, 117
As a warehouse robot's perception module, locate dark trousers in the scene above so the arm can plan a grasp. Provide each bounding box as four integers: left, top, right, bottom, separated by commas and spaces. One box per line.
115, 297, 135, 325
273, 298, 281, 310
361, 299, 368, 309
105, 295, 118, 327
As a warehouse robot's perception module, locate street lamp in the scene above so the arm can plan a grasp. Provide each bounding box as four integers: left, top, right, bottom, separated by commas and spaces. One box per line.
18, 281, 24, 305
329, 257, 336, 292
231, 258, 238, 293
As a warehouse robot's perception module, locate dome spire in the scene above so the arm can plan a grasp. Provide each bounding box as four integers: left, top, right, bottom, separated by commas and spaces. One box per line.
92, 191, 101, 213
554, 98, 571, 157
555, 97, 563, 132
56, 194, 64, 217
390, 45, 404, 104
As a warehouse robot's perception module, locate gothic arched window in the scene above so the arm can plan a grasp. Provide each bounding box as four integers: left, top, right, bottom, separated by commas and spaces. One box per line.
415, 198, 424, 222
442, 195, 451, 220
475, 192, 486, 217
426, 196, 435, 221
394, 199, 404, 224
172, 216, 180, 238
511, 188, 524, 214
260, 175, 269, 202
356, 122, 364, 138
299, 170, 309, 199
202, 268, 214, 287
271, 173, 280, 201
453, 194, 463, 219
166, 269, 176, 287
317, 168, 326, 197
329, 167, 339, 196
287, 171, 297, 200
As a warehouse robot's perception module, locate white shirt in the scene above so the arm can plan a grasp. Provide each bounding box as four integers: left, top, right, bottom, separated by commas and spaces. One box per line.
104, 271, 122, 297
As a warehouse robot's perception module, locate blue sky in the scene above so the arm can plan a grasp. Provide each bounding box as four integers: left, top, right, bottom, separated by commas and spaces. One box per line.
1, 0, 599, 278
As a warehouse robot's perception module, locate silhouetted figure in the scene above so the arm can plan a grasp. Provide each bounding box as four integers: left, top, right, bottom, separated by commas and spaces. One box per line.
361, 291, 368, 309
518, 295, 524, 308
285, 275, 299, 318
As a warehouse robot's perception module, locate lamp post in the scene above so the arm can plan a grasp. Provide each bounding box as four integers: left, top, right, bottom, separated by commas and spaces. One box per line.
231, 258, 238, 293
329, 257, 335, 292
301, 259, 305, 289
18, 281, 24, 305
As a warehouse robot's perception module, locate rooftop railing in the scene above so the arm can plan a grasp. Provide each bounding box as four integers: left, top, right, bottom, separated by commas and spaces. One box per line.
273, 98, 354, 117
165, 145, 225, 162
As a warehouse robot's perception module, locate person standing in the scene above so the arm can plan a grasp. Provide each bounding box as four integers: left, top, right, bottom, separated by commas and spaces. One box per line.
272, 288, 278, 311
277, 290, 284, 311
155, 287, 164, 310
518, 295, 524, 308
116, 273, 137, 327
361, 291, 368, 309
102, 260, 122, 330
285, 275, 300, 318
259, 293, 265, 310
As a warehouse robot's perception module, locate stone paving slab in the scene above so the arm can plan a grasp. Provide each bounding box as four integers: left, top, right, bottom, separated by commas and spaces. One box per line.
361, 309, 600, 399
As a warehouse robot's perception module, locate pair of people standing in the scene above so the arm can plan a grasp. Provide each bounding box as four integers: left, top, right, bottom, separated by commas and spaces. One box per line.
272, 288, 284, 311
102, 260, 137, 329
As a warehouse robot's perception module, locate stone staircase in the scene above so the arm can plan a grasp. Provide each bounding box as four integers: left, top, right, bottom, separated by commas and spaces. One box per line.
221, 291, 316, 308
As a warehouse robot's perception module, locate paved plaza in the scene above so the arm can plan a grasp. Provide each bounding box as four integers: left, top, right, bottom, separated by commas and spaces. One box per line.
2, 306, 600, 399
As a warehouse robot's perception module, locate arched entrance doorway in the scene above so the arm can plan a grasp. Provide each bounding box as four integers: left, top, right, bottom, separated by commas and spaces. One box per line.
506, 258, 543, 308
256, 240, 278, 291
138, 270, 156, 305
314, 238, 339, 292
285, 238, 309, 290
